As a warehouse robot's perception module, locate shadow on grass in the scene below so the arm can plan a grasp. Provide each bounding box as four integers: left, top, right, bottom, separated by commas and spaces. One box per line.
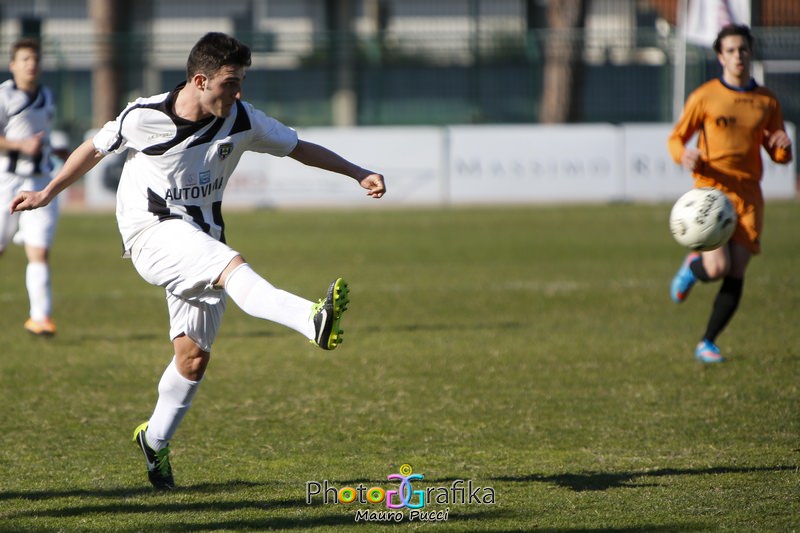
516, 527, 707, 533
137, 508, 510, 532
328, 476, 474, 485
60, 332, 162, 343
359, 320, 527, 333
222, 320, 528, 340
7, 497, 302, 519
0, 479, 265, 501
492, 464, 798, 492
2, 480, 512, 531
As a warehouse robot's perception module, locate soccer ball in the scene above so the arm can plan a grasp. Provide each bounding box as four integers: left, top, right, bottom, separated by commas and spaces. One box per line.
669, 187, 737, 251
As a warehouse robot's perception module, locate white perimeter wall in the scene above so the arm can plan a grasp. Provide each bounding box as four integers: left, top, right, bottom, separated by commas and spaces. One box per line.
84, 123, 796, 209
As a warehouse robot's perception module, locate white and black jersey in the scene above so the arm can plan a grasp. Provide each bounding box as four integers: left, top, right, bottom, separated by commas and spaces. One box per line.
93, 83, 298, 251
0, 80, 57, 178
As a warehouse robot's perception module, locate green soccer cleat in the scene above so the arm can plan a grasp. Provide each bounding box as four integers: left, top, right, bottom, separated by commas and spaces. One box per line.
311, 278, 349, 350
132, 422, 175, 490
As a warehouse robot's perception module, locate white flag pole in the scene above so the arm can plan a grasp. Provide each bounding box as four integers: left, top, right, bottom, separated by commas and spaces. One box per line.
673, 0, 689, 121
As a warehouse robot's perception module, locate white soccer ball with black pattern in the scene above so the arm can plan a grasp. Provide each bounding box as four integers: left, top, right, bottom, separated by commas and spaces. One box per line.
669, 187, 737, 251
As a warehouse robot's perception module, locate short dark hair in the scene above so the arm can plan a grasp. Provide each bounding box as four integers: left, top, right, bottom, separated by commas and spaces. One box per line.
186, 32, 252, 81
713, 24, 753, 54
10, 37, 40, 60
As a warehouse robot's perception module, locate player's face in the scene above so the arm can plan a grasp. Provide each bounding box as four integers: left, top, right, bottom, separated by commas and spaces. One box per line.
200, 65, 245, 118
717, 35, 751, 82
9, 47, 40, 90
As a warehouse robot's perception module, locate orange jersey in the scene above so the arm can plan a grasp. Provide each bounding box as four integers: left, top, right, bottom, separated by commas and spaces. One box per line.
668, 78, 791, 183
668, 78, 792, 254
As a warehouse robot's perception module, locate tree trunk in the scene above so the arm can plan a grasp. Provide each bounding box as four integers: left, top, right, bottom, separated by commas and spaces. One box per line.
89, 0, 124, 127
540, 0, 585, 123
328, 0, 358, 127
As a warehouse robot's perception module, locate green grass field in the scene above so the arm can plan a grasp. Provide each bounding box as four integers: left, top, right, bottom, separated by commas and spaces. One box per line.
0, 203, 798, 532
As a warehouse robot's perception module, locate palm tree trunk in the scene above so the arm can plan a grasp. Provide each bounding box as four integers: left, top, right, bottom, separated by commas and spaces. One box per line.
540, 0, 585, 123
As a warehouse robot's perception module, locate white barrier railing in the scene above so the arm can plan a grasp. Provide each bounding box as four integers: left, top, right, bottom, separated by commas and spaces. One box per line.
83, 123, 796, 209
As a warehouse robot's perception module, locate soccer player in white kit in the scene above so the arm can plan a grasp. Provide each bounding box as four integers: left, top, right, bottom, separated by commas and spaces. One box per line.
11, 32, 386, 490
0, 38, 64, 336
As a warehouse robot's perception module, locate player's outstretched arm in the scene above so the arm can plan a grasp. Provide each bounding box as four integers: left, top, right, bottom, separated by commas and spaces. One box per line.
288, 139, 386, 198
11, 138, 106, 213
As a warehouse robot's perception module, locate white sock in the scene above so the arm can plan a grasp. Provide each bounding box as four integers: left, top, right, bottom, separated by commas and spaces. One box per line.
224, 263, 315, 339
26, 262, 51, 320
146, 357, 201, 452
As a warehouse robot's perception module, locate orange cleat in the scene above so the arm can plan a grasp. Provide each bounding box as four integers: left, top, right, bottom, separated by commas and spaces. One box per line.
24, 317, 57, 337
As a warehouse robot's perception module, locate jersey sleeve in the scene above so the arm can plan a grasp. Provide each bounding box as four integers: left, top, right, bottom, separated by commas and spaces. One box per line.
667, 88, 706, 165
93, 118, 127, 155
247, 105, 298, 157
0, 92, 10, 132
92, 98, 153, 155
762, 95, 792, 164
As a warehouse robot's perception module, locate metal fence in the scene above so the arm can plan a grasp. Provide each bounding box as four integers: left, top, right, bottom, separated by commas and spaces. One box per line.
0, 0, 797, 146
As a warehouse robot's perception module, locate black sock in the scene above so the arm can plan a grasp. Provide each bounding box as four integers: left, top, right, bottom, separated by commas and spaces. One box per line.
690, 257, 711, 282
703, 277, 743, 343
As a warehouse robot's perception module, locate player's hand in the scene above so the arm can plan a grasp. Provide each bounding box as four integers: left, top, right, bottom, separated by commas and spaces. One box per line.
10, 190, 48, 213
359, 173, 386, 199
765, 129, 791, 149
681, 148, 702, 171
17, 132, 45, 156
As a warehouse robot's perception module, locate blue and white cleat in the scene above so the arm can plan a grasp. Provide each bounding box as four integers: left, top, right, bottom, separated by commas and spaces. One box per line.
695, 339, 724, 363
670, 252, 700, 303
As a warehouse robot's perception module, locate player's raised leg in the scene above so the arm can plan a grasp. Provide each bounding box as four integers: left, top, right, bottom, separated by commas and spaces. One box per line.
670, 252, 700, 303
223, 261, 350, 349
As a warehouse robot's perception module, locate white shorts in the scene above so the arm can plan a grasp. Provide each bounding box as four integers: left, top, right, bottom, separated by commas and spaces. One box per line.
130, 219, 239, 351
0, 173, 59, 251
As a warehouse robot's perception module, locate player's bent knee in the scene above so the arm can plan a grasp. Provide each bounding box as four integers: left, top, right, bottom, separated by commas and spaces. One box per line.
701, 255, 730, 280
173, 334, 211, 381
176, 351, 210, 381
705, 264, 729, 280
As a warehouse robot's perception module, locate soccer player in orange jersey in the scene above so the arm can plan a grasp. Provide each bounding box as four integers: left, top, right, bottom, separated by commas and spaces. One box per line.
667, 24, 792, 363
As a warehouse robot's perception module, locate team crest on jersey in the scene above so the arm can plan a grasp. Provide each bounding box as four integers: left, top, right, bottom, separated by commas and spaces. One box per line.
218, 143, 233, 160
